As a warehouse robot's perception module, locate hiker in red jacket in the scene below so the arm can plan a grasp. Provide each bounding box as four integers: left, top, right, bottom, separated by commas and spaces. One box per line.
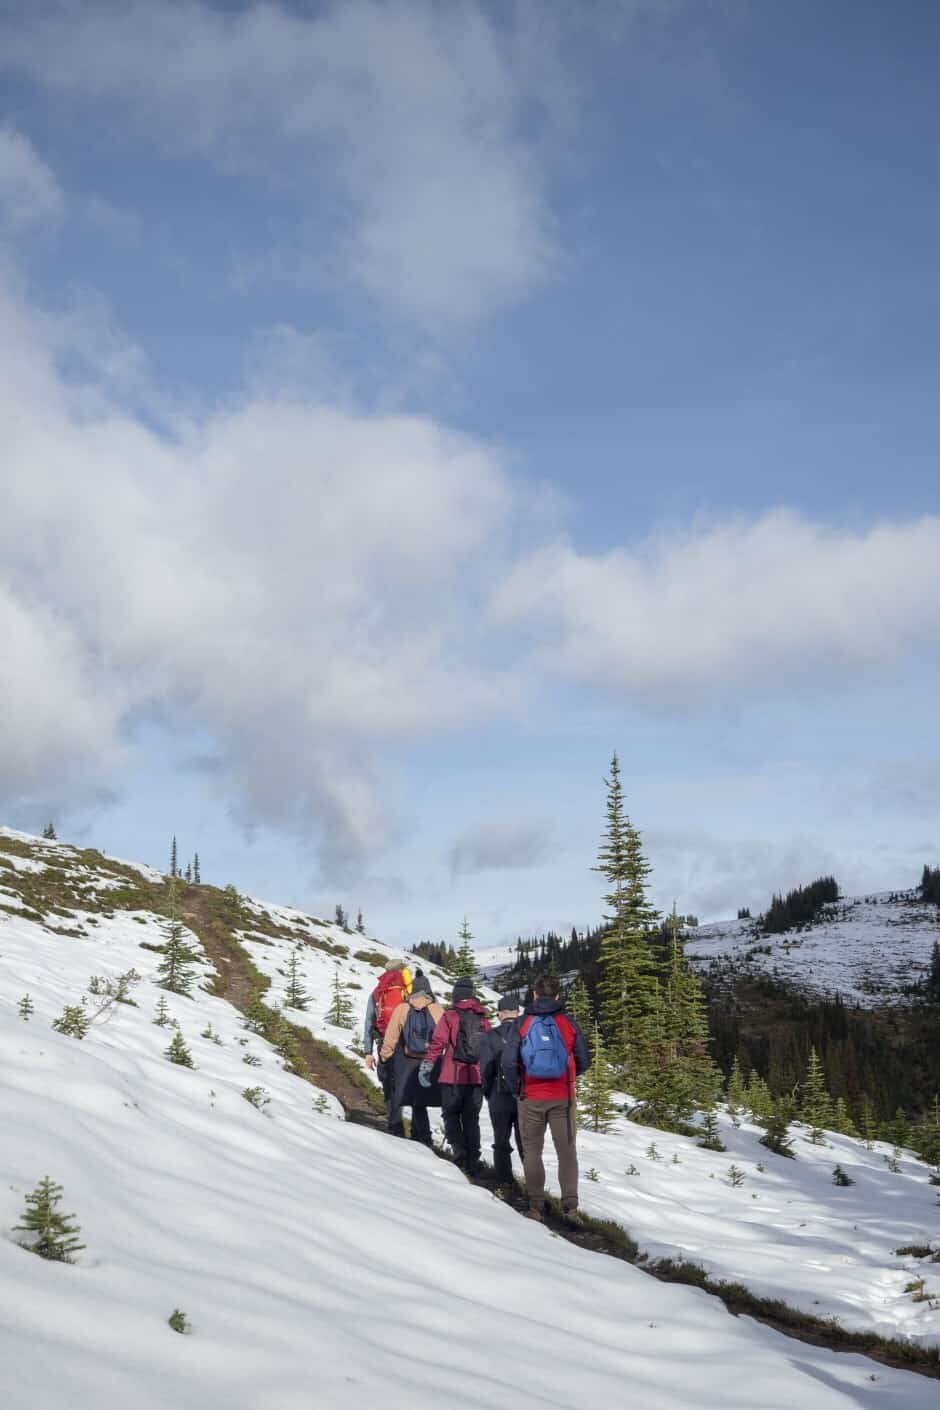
364, 961, 411, 1136
419, 978, 490, 1174
501, 973, 591, 1225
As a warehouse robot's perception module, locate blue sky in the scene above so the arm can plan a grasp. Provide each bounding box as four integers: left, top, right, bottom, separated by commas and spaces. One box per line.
1, 0, 938, 949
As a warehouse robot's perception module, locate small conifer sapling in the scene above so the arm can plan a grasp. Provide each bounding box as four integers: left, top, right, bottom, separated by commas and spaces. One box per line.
165, 1031, 195, 1068
18, 994, 34, 1021
52, 1004, 89, 1039
832, 1164, 855, 1186
15, 1178, 84, 1262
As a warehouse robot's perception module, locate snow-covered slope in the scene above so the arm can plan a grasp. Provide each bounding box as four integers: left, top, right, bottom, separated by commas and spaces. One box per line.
688, 891, 940, 1005
1, 828, 937, 1409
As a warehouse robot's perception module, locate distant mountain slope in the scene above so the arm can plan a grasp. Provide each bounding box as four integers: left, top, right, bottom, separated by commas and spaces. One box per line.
689, 890, 939, 1005
2, 826, 938, 1409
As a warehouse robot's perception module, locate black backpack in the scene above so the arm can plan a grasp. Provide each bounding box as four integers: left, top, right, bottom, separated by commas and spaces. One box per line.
453, 1009, 484, 1065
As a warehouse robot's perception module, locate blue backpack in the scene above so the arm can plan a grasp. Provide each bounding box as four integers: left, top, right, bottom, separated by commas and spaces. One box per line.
520, 1014, 569, 1080
403, 1005, 435, 1057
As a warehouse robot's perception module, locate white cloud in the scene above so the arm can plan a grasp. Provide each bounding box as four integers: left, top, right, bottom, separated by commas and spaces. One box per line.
0, 0, 558, 325
448, 819, 557, 878
0, 268, 518, 877
491, 511, 940, 697
0, 126, 64, 231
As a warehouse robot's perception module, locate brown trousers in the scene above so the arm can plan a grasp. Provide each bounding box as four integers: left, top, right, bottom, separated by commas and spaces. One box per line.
518, 1097, 579, 1209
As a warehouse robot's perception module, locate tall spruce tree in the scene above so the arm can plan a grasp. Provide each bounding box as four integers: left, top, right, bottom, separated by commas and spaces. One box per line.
356, 909, 366, 935
578, 1023, 618, 1132
170, 835, 178, 878
658, 904, 722, 1120
42, 822, 56, 840
284, 947, 309, 1010
726, 1056, 747, 1118
326, 966, 355, 1028
193, 852, 201, 885
453, 919, 478, 983
800, 1047, 831, 1143
593, 753, 662, 1081
566, 976, 594, 1033
157, 886, 200, 996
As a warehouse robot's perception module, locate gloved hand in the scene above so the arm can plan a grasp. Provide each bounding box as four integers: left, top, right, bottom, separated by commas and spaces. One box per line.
418, 1061, 433, 1088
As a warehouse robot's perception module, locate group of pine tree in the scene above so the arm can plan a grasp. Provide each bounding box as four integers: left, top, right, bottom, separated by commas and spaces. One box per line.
485, 752, 940, 1153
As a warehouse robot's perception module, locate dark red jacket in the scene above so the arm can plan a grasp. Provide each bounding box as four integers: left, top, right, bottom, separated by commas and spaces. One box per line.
426, 1000, 490, 1085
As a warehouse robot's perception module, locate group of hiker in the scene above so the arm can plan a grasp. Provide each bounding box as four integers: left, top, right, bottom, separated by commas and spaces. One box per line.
363, 961, 592, 1224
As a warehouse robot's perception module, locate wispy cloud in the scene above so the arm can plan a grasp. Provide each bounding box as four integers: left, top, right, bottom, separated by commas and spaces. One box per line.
0, 126, 64, 231
448, 819, 557, 878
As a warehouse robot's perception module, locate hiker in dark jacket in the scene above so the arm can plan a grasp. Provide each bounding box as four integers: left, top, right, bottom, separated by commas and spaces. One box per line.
501, 973, 591, 1225
379, 975, 444, 1146
419, 978, 490, 1174
479, 993, 524, 1190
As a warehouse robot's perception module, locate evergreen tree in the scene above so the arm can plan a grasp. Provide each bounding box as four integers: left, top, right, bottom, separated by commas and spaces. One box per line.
858, 1094, 878, 1149
14, 1178, 84, 1262
157, 889, 201, 996
658, 904, 722, 1120
170, 835, 178, 878
914, 1096, 940, 1169
152, 994, 172, 1027
334, 904, 348, 930
566, 976, 594, 1032
453, 919, 478, 983
578, 1023, 618, 1132
52, 1004, 89, 1039
165, 1031, 195, 1067
726, 1057, 747, 1119
17, 994, 34, 1021
184, 862, 192, 883
886, 1107, 911, 1149
593, 753, 661, 1081
356, 909, 366, 935
923, 941, 940, 1003
832, 1164, 855, 1187
800, 1047, 831, 1143
697, 1108, 726, 1151
745, 1070, 773, 1120
758, 1100, 795, 1158
284, 947, 309, 1010
41, 822, 56, 840
832, 1097, 858, 1138
325, 967, 355, 1029
193, 853, 201, 885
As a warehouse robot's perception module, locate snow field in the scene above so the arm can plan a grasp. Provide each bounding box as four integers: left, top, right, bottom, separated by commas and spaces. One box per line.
2, 830, 939, 1408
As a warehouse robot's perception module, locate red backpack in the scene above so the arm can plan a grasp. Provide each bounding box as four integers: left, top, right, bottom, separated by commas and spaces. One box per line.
373, 971, 407, 1035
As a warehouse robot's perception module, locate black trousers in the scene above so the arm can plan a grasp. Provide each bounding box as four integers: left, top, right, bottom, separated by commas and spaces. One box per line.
441, 1083, 483, 1168
489, 1101, 522, 1185
410, 1105, 432, 1146
377, 1056, 404, 1136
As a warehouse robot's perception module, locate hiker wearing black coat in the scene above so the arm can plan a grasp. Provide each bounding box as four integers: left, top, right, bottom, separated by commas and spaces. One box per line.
479, 993, 524, 1189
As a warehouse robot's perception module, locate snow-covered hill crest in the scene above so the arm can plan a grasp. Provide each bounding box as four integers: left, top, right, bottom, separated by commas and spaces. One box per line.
689, 890, 940, 1005
1, 826, 938, 1409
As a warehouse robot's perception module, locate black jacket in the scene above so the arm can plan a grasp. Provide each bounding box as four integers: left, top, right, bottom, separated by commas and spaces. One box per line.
500, 997, 591, 1098
479, 1021, 518, 1108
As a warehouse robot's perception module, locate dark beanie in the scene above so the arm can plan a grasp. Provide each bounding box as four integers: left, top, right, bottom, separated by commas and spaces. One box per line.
498, 993, 520, 1013
410, 974, 434, 999
452, 978, 474, 1003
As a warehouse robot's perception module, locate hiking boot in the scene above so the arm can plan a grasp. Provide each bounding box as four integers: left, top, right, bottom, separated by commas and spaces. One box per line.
562, 1206, 584, 1228
525, 1205, 543, 1222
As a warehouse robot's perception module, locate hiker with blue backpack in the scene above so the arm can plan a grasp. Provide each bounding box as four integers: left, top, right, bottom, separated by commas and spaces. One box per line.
419, 978, 490, 1175
479, 993, 524, 1192
380, 974, 444, 1145
501, 973, 591, 1226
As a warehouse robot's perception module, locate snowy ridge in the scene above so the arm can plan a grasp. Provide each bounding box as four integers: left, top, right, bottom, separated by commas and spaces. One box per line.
688, 891, 940, 1005
1, 827, 938, 1408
